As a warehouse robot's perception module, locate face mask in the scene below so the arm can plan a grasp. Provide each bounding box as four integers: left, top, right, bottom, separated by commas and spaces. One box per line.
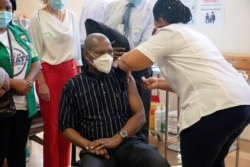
89, 52, 114, 74
0, 11, 12, 28
50, 0, 67, 11
129, 0, 142, 6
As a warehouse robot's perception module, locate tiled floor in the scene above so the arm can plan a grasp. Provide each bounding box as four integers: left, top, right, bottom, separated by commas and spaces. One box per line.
19, 132, 250, 167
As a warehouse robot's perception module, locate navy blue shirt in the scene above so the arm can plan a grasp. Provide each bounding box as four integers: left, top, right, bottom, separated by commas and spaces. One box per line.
59, 67, 131, 140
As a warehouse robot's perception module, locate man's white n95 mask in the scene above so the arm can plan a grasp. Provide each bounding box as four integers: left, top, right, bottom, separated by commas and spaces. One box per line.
89, 52, 114, 74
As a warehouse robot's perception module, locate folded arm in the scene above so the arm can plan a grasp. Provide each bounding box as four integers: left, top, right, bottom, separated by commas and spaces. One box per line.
10, 61, 41, 95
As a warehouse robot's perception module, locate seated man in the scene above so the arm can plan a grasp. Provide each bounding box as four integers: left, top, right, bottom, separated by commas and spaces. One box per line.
58, 33, 170, 167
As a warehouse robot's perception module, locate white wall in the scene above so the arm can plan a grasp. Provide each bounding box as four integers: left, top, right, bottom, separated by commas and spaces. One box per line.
15, 0, 84, 22
192, 0, 250, 54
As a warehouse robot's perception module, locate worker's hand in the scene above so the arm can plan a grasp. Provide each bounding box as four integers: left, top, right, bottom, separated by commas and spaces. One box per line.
141, 76, 159, 90
111, 40, 126, 60
112, 58, 119, 67
113, 47, 126, 60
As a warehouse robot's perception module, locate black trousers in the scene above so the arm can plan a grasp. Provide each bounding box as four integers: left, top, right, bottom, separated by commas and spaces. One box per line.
79, 136, 170, 167
132, 67, 153, 143
0, 110, 31, 167
180, 105, 250, 167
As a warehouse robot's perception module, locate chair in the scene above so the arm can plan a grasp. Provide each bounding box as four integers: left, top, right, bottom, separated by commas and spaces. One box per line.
71, 145, 81, 167
29, 110, 43, 145
28, 111, 82, 167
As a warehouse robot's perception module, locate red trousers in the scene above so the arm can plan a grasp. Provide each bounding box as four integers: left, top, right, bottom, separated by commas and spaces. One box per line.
37, 60, 77, 167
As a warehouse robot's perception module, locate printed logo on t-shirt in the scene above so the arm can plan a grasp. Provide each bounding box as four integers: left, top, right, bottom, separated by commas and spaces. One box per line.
7, 42, 28, 79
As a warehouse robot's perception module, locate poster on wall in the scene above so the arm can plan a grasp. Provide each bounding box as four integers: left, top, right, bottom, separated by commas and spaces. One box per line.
196, 0, 224, 28
181, 0, 197, 25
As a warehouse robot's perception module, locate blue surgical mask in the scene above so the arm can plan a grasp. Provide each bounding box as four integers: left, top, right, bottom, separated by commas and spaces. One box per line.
129, 0, 142, 6
0, 11, 12, 28
50, 0, 67, 11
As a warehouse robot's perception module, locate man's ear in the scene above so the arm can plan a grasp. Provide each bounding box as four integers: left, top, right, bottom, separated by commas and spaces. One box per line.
84, 52, 89, 61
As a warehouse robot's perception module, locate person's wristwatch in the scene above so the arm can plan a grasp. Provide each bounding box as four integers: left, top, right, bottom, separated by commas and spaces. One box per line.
118, 130, 128, 142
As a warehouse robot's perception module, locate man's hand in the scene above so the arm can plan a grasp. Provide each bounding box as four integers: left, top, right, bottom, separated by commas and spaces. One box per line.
83, 134, 124, 160
84, 141, 110, 160
93, 134, 123, 150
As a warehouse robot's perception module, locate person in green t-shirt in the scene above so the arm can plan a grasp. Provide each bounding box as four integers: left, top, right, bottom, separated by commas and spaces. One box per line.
0, 0, 41, 166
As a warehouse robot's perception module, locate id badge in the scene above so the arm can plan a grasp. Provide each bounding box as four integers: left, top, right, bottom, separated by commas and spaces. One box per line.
132, 26, 143, 33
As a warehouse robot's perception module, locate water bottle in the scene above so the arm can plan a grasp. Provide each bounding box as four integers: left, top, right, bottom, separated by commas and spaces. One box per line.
154, 105, 161, 131
161, 106, 166, 133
